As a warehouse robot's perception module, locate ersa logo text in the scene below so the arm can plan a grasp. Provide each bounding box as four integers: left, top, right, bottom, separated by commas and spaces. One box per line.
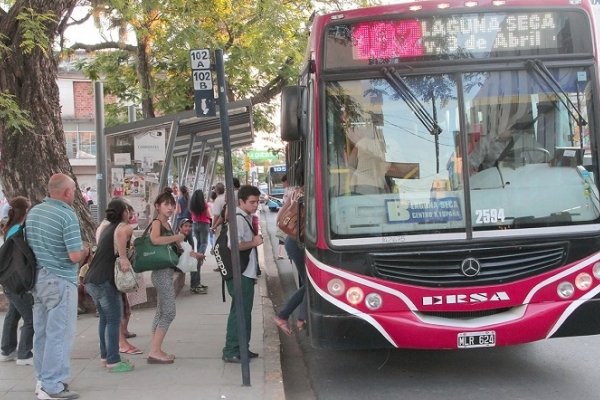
423, 291, 510, 306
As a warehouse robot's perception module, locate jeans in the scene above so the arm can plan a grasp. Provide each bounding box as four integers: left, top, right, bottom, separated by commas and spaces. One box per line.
277, 237, 307, 321
191, 222, 210, 288
1, 288, 34, 360
32, 268, 77, 395
85, 281, 123, 364
223, 276, 255, 358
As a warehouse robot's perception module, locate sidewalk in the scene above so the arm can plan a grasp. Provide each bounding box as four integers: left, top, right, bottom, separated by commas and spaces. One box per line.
0, 236, 284, 399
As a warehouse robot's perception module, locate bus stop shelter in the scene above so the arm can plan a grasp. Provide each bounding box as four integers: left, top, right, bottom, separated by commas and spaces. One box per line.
98, 99, 254, 226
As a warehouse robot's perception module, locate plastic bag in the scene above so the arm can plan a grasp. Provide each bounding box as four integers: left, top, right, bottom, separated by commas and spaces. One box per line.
176, 241, 198, 273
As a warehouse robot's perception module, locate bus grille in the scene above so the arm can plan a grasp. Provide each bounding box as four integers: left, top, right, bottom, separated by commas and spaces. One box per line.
370, 242, 568, 287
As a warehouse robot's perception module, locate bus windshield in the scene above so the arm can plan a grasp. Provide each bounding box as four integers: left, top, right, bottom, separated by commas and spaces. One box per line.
326, 66, 599, 238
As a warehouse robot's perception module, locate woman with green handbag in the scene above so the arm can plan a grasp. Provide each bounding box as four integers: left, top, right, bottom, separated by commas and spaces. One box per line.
146, 187, 185, 365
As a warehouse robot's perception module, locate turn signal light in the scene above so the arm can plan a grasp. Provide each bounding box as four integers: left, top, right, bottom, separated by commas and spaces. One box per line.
346, 287, 364, 305
575, 273, 592, 291
365, 293, 383, 310
557, 281, 575, 299
327, 279, 345, 297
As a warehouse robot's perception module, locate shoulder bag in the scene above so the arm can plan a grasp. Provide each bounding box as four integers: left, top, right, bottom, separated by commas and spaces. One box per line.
114, 223, 138, 292
276, 187, 305, 241
133, 220, 179, 273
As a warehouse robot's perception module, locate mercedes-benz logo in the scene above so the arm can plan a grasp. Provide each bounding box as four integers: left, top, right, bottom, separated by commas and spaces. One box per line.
460, 257, 481, 277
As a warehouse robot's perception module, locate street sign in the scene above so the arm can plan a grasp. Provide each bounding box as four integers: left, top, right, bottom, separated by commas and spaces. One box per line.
247, 150, 278, 161
190, 49, 216, 117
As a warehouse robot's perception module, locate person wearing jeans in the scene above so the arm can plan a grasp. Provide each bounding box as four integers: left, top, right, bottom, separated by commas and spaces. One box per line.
26, 174, 90, 400
273, 236, 307, 335
84, 198, 135, 373
0, 196, 34, 365
84, 282, 123, 367
1, 287, 34, 364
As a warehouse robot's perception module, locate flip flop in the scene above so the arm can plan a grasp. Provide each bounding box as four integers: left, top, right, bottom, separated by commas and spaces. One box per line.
120, 347, 143, 355
273, 316, 292, 336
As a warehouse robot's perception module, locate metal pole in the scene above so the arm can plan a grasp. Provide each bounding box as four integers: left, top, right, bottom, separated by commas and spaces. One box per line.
128, 105, 137, 122
181, 133, 197, 187
159, 119, 180, 191
94, 81, 107, 223
192, 141, 207, 192
216, 49, 251, 386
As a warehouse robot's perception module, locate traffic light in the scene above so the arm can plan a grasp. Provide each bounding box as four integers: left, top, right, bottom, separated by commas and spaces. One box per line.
244, 155, 251, 172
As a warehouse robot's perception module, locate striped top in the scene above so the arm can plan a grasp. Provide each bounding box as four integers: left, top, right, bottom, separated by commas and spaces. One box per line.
26, 197, 83, 285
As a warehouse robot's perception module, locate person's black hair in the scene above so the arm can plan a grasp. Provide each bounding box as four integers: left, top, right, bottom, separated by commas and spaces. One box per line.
214, 182, 225, 195
155, 187, 176, 207
180, 185, 189, 200
238, 185, 261, 202
105, 198, 128, 224
3, 196, 30, 235
281, 174, 287, 183
232, 177, 240, 189
293, 159, 304, 186
189, 189, 206, 214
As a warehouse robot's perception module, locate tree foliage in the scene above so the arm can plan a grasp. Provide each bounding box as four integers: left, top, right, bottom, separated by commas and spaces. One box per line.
68, 0, 380, 131
0, 0, 96, 242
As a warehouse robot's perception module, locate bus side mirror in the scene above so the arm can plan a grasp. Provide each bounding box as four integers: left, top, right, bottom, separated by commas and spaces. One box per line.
281, 85, 307, 142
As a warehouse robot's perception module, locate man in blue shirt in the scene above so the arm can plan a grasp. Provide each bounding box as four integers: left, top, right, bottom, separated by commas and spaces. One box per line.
26, 174, 89, 400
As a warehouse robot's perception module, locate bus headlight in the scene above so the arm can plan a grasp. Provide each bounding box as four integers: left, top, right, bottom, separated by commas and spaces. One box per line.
593, 262, 600, 280
557, 282, 575, 299
365, 293, 383, 310
327, 279, 345, 297
346, 287, 364, 305
575, 273, 593, 291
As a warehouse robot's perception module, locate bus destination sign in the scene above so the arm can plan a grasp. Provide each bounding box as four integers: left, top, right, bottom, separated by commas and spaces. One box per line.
325, 11, 591, 67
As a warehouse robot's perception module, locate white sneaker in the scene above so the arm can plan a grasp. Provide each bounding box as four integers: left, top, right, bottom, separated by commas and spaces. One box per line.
0, 350, 16, 361
37, 387, 79, 400
35, 381, 41, 395
16, 357, 33, 365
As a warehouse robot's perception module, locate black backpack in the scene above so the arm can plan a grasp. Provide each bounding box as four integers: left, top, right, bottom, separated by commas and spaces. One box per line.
0, 225, 37, 294
213, 215, 253, 301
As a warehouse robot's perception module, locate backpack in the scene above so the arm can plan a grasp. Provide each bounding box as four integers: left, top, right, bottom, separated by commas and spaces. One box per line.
213, 214, 254, 301
0, 225, 37, 294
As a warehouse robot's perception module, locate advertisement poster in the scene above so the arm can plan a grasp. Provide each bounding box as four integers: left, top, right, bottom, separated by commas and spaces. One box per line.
134, 129, 166, 171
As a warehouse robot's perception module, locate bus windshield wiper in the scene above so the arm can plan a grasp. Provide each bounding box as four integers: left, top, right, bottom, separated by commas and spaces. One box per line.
382, 67, 443, 136
527, 60, 588, 128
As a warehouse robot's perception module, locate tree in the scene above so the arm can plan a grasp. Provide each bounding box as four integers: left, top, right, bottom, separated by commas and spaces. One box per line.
0, 1, 95, 241
67, 0, 378, 132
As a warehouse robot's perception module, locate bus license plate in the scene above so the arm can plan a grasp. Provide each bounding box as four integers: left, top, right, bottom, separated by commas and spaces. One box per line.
457, 331, 496, 348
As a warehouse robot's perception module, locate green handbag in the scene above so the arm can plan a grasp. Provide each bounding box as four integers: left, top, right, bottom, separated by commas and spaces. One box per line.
133, 223, 179, 273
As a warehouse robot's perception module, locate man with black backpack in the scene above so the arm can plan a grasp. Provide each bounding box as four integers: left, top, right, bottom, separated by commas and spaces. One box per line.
221, 185, 263, 363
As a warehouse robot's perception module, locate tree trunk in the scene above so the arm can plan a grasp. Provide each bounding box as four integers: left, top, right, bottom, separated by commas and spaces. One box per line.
0, 0, 96, 243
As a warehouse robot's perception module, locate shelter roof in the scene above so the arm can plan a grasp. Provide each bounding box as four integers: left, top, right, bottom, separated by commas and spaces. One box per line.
104, 99, 254, 157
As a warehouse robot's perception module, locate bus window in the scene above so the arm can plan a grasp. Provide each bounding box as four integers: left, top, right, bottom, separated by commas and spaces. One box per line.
326, 76, 465, 238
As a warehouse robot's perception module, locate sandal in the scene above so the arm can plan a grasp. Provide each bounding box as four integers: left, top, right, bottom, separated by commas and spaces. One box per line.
273, 316, 292, 336
120, 347, 143, 355
107, 360, 134, 372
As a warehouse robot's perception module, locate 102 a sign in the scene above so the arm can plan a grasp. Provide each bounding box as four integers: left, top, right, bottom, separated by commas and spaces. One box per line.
190, 49, 216, 117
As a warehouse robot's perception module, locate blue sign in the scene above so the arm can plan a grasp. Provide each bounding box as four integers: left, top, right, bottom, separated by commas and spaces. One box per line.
386, 197, 463, 224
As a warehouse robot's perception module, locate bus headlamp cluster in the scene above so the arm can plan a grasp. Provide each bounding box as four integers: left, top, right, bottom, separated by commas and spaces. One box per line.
556, 265, 600, 299
327, 278, 383, 310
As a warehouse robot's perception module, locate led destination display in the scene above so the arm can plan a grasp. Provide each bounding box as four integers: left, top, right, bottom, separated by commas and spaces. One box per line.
325, 11, 591, 67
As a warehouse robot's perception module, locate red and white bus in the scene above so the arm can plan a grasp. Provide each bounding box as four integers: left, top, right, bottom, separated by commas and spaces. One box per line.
281, 0, 600, 349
